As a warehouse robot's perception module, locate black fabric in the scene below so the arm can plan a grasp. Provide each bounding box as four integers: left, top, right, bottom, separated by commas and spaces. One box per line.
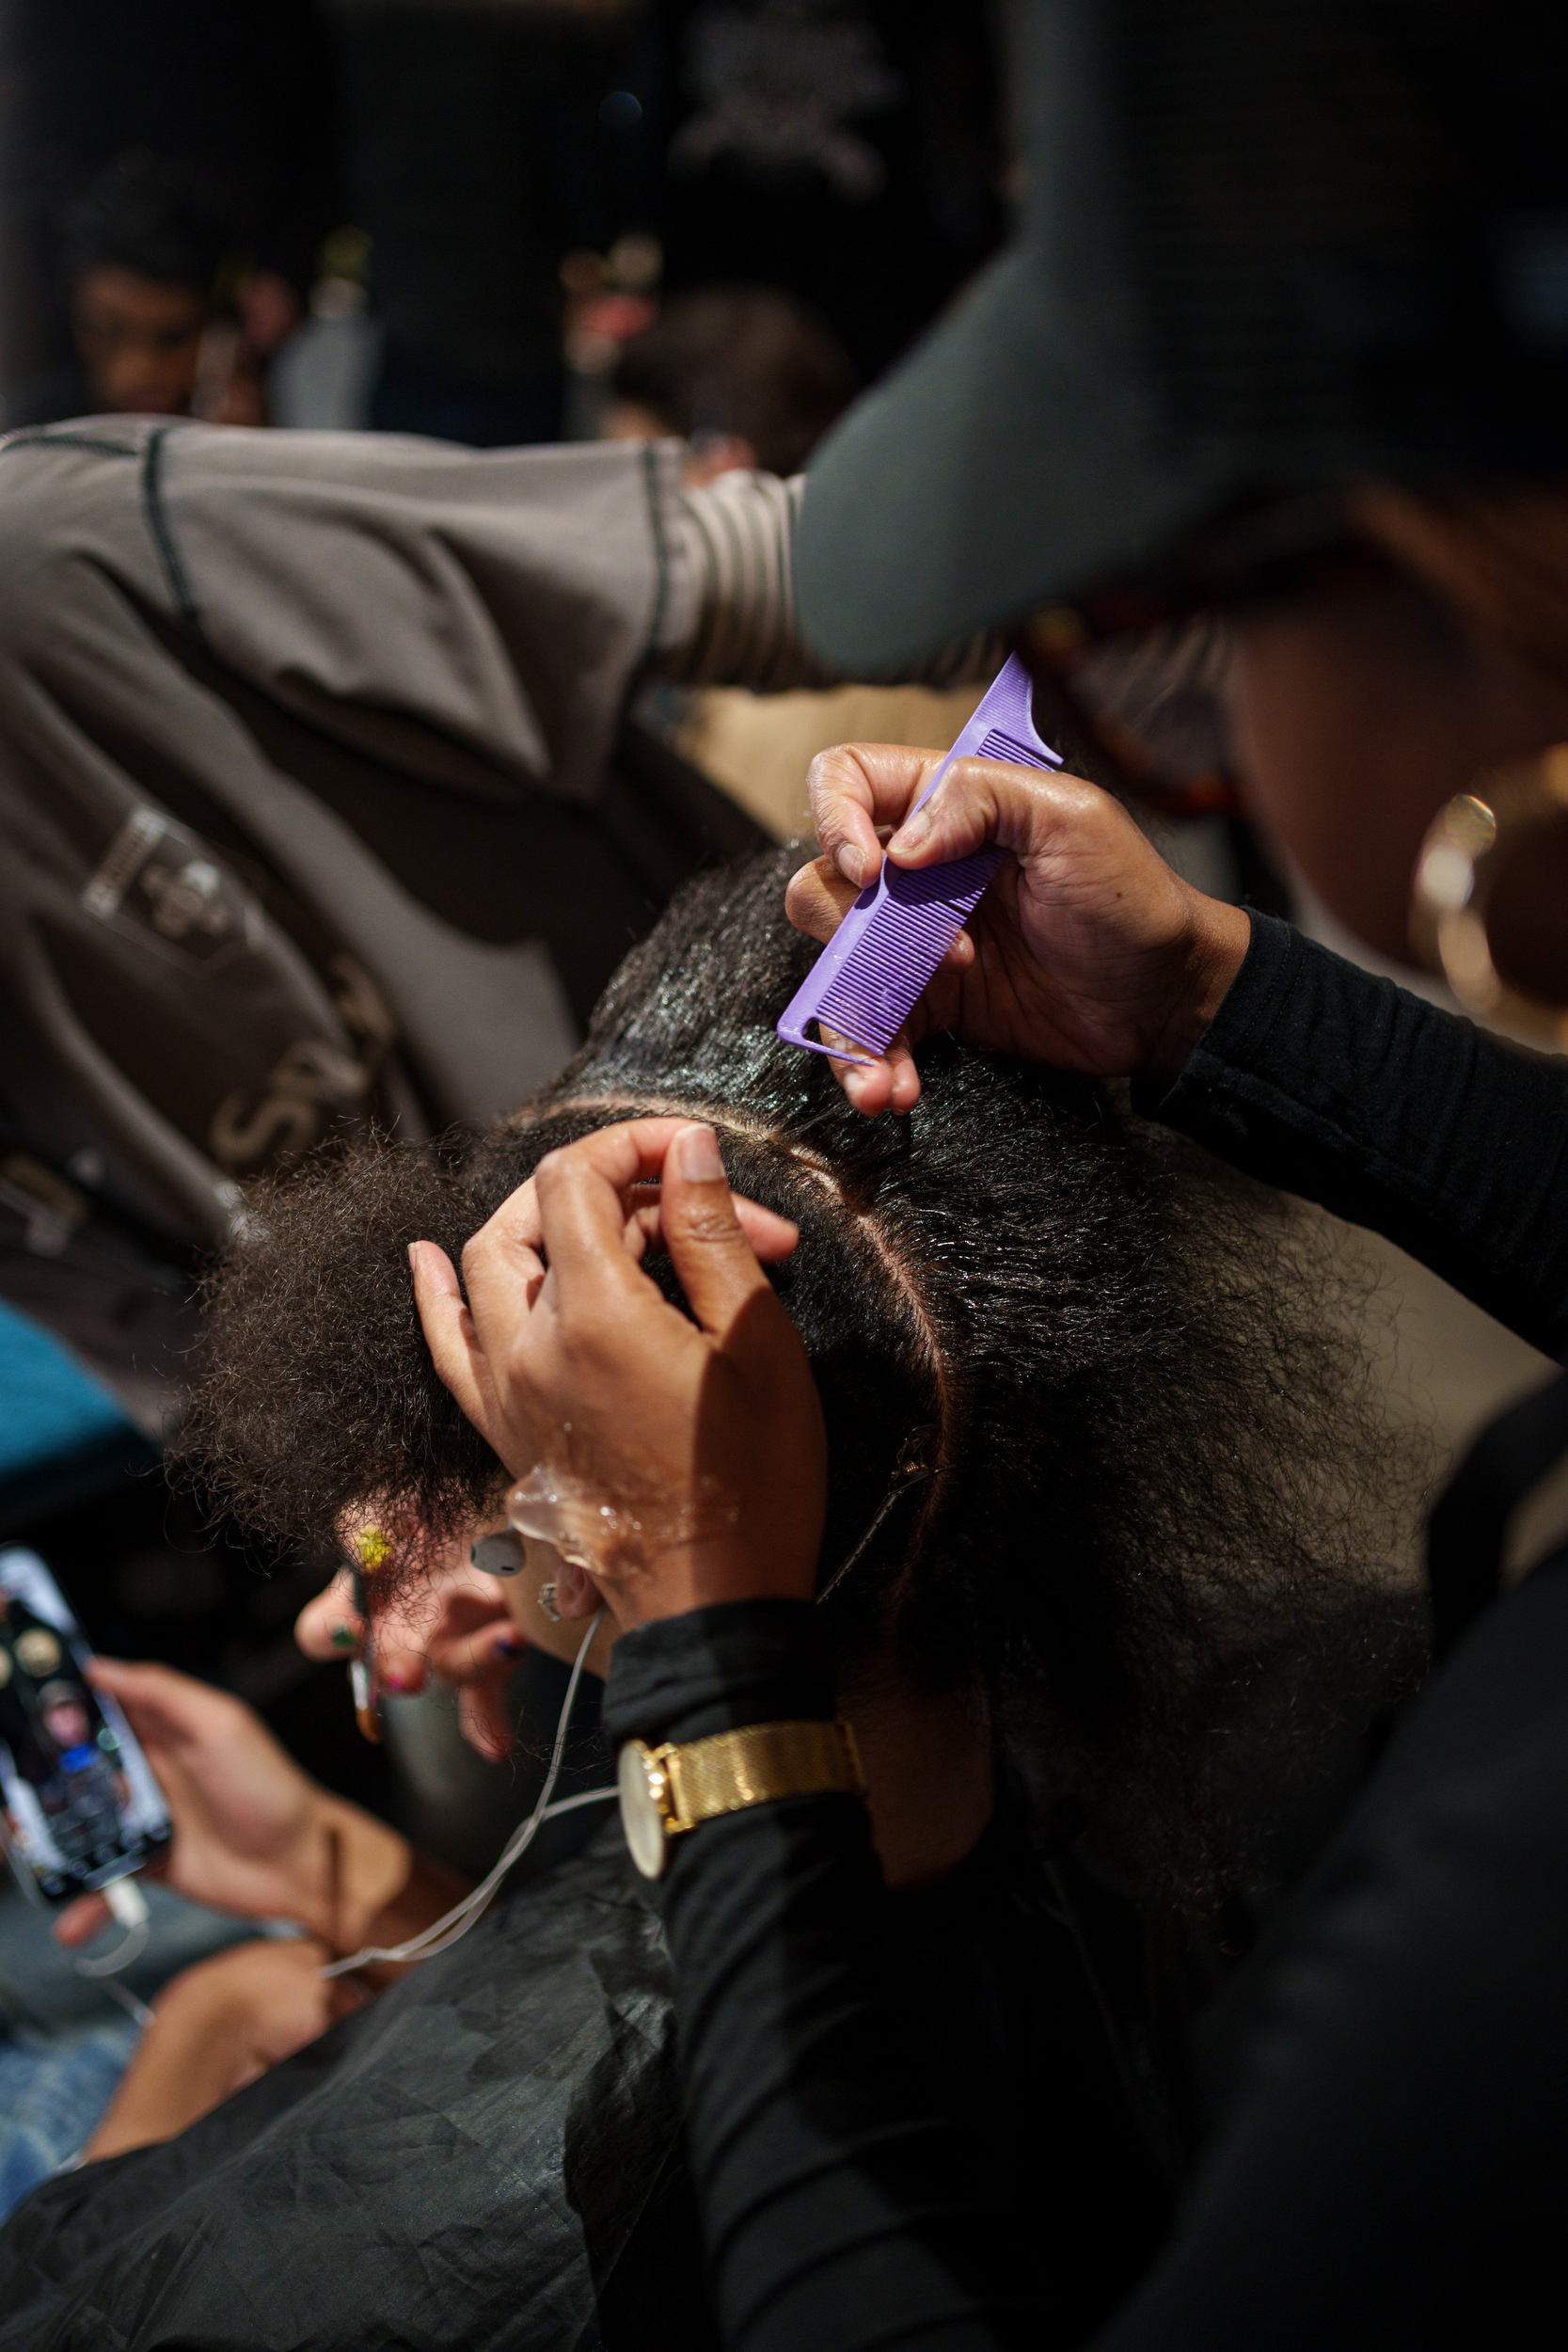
1100, 1534, 1568, 2349
1132, 911, 1568, 1363
601, 1597, 838, 1747
0, 1825, 716, 2352
1, 1626, 1165, 2348
592, 925, 1568, 2351
606, 1606, 1170, 2352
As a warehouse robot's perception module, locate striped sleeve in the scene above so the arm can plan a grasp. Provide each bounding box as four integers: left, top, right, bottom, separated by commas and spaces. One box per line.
657, 468, 1003, 691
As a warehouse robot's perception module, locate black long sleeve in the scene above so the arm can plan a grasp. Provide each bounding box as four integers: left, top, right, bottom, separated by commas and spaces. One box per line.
1132, 914, 1568, 1359
610, 1533, 1568, 2352
603, 1607, 1036, 2352
599, 932, 1568, 2352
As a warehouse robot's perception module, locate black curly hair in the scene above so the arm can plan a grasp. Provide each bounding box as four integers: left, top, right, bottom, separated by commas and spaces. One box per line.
179, 849, 1425, 1889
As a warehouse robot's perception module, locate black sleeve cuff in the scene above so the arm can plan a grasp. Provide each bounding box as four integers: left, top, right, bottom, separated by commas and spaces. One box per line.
1129, 908, 1303, 1126
601, 1598, 836, 1749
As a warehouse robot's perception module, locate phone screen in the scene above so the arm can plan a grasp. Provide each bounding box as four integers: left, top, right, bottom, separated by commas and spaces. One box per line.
0, 1545, 171, 1901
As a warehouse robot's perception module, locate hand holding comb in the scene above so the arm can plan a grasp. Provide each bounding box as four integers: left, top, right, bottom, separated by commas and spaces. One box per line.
776, 655, 1060, 1066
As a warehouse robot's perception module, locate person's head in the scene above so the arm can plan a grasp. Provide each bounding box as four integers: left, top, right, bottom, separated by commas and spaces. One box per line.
1216, 489, 1568, 983
792, 2, 1568, 985
604, 285, 858, 481
39, 1686, 90, 1751
63, 153, 229, 416
181, 851, 1418, 1893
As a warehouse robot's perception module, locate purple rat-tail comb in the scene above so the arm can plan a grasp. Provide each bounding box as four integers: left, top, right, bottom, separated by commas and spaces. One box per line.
777, 653, 1060, 1066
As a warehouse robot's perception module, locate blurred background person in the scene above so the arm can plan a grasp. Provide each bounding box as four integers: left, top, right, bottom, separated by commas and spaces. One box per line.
9, 152, 258, 427
597, 277, 1005, 844
0, 0, 336, 431
60, 156, 225, 421
602, 279, 857, 478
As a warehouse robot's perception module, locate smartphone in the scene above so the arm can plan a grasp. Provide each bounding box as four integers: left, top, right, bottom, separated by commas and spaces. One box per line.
0, 1545, 170, 1903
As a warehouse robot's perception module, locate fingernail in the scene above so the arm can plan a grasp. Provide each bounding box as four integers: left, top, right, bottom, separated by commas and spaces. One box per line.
329, 1625, 358, 1650
380, 1668, 418, 1694
835, 844, 864, 888
495, 1634, 525, 1659
673, 1124, 725, 1183
406, 1242, 420, 1273
892, 813, 930, 854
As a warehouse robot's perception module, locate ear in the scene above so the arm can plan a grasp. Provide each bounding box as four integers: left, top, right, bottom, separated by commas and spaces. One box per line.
551, 1557, 599, 1617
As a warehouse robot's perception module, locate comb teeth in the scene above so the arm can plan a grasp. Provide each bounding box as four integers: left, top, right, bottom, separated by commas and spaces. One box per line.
812, 846, 1005, 1057
974, 726, 1053, 770
776, 655, 1059, 1065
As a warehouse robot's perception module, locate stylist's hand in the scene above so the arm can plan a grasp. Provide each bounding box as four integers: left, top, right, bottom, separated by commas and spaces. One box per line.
789, 741, 1250, 1113
411, 1120, 827, 1628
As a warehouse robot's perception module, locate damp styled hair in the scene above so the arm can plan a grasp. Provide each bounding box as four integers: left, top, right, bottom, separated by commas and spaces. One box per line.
179, 849, 1425, 1892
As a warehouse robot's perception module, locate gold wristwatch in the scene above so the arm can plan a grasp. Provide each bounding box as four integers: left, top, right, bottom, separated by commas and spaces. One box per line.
617, 1719, 866, 1879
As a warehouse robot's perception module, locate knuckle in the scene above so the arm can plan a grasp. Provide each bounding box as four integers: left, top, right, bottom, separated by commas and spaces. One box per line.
679, 1200, 744, 1248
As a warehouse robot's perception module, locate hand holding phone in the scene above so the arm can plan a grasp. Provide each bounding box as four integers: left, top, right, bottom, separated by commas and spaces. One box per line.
50, 1658, 412, 1956
0, 1547, 170, 1903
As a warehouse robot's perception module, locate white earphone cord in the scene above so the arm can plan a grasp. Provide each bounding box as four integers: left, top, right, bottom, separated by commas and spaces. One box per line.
320, 1612, 613, 1979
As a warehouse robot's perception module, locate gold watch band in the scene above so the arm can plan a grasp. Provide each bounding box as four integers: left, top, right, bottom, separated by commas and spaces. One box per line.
660, 1719, 865, 1833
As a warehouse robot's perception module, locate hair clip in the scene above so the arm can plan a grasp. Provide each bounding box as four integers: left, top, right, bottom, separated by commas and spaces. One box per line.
348, 1523, 391, 1743
355, 1525, 391, 1570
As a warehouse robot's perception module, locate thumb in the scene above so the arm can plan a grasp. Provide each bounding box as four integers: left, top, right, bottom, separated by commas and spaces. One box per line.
660, 1123, 776, 1339
82, 1657, 208, 1752
886, 754, 1046, 868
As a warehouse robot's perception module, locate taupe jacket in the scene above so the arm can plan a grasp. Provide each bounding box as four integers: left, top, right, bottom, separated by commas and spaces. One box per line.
0, 419, 993, 1418
0, 423, 756, 1412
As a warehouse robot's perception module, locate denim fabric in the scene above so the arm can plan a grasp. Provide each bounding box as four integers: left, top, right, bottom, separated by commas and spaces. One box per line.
0, 2015, 136, 2218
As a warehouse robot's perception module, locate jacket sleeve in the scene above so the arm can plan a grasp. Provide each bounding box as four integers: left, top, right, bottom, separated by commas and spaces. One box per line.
602, 1603, 1026, 2352
1132, 912, 1568, 1362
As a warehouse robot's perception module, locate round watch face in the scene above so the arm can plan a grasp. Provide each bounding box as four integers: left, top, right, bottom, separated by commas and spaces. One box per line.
618, 1741, 670, 1879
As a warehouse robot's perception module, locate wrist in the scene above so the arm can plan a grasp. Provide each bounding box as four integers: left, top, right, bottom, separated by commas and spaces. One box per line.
353, 1851, 471, 1980
607, 1539, 817, 1629
295, 1796, 413, 1952
1146, 895, 1250, 1085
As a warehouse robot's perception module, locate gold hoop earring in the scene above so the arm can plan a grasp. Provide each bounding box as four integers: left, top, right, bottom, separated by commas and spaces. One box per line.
1410, 745, 1568, 1046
